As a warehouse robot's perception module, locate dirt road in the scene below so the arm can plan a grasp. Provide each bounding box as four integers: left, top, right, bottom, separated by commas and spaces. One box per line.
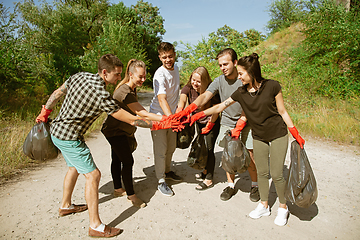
0, 92, 359, 239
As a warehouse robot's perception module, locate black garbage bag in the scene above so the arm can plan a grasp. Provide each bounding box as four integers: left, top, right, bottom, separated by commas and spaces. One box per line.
23, 122, 59, 161
221, 130, 251, 174
285, 140, 318, 208
177, 123, 195, 149
187, 134, 208, 170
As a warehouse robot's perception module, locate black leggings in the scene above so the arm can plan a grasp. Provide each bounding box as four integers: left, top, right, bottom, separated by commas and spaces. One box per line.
105, 135, 135, 196
195, 117, 220, 180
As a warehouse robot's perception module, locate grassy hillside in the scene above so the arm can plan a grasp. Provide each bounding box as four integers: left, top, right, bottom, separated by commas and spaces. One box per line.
247, 23, 359, 145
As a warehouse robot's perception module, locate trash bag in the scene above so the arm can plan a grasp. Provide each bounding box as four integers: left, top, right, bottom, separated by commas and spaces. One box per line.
187, 134, 208, 170
221, 130, 251, 174
285, 140, 318, 208
23, 122, 59, 161
177, 123, 195, 149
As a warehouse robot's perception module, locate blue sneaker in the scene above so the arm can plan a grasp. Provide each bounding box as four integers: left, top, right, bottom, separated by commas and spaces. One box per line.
157, 182, 174, 196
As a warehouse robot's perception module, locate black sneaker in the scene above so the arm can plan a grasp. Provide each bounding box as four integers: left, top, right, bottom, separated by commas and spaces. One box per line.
220, 186, 236, 201
165, 171, 182, 182
249, 186, 260, 202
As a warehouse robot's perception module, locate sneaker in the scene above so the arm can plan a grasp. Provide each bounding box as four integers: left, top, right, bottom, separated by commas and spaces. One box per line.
249, 203, 271, 219
274, 207, 289, 226
157, 182, 174, 196
165, 171, 183, 182
220, 186, 236, 201
249, 186, 260, 202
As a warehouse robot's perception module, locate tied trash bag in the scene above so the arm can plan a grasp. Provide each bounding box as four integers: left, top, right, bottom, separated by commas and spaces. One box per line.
23, 122, 59, 161
285, 140, 318, 208
221, 130, 251, 174
177, 123, 195, 149
187, 134, 208, 170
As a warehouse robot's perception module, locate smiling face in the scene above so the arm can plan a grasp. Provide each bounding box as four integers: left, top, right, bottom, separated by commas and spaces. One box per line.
129, 66, 146, 89
237, 65, 252, 86
218, 54, 237, 79
159, 50, 176, 70
190, 72, 202, 92
103, 66, 122, 85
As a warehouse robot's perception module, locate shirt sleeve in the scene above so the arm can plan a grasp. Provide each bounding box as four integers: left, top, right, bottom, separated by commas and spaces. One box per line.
206, 76, 220, 95
181, 85, 191, 95
230, 87, 242, 103
153, 71, 167, 96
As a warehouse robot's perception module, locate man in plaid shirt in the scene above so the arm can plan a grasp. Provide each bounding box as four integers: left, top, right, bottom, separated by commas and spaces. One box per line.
36, 54, 178, 238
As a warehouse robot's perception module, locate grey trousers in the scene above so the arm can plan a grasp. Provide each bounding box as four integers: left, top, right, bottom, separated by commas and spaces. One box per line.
151, 128, 177, 182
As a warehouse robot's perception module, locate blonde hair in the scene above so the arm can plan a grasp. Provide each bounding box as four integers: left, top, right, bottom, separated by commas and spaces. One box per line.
186, 66, 212, 94
115, 59, 146, 91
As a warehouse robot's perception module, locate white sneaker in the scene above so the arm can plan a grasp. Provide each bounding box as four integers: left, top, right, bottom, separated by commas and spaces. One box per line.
249, 203, 271, 219
274, 207, 289, 226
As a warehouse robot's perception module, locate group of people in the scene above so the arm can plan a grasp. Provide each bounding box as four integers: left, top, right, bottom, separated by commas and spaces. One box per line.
36, 42, 305, 237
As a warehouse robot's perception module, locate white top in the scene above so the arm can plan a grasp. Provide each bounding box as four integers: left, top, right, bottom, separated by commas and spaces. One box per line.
149, 65, 180, 115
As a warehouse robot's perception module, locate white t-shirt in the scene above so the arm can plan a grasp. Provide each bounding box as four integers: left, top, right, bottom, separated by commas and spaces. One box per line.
149, 65, 180, 115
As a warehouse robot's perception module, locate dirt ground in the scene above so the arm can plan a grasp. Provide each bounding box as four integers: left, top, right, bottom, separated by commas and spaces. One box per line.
0, 92, 359, 240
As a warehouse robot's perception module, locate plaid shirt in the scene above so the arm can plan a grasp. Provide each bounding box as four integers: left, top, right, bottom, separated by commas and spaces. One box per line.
50, 72, 119, 141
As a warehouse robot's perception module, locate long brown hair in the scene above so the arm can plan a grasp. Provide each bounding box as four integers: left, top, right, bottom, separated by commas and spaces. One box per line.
115, 59, 146, 91
185, 66, 212, 94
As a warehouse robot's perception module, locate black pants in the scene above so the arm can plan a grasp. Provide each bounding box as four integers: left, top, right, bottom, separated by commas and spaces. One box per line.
105, 135, 135, 196
195, 117, 220, 180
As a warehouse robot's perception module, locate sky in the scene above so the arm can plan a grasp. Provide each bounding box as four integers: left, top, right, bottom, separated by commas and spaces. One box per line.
2, 0, 272, 48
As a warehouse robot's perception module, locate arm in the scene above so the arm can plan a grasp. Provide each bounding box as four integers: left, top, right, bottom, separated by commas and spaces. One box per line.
176, 93, 187, 113
127, 101, 163, 121
275, 90, 294, 127
275, 90, 305, 148
45, 83, 67, 110
190, 97, 235, 125
36, 83, 67, 122
192, 91, 214, 108
158, 94, 172, 116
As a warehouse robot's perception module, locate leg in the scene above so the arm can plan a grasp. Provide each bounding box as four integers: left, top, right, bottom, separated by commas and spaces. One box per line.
253, 139, 270, 207
151, 129, 168, 181
165, 128, 177, 174
84, 168, 102, 229
61, 167, 80, 208
269, 135, 288, 207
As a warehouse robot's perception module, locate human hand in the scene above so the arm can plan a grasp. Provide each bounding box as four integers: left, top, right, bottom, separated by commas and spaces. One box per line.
230, 119, 246, 139
169, 103, 198, 121
190, 111, 206, 126
36, 105, 53, 123
288, 126, 305, 149
201, 121, 215, 134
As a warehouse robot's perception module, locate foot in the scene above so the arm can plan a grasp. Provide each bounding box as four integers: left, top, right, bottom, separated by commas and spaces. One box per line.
195, 180, 214, 191
274, 207, 289, 226
220, 186, 236, 201
165, 171, 182, 182
157, 182, 174, 196
195, 172, 206, 181
113, 189, 126, 197
88, 225, 122, 238
59, 204, 88, 217
127, 195, 146, 208
249, 202, 271, 219
249, 186, 260, 202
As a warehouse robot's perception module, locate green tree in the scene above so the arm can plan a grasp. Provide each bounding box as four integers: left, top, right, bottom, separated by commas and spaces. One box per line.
266, 0, 305, 34
178, 25, 266, 83
18, 0, 109, 92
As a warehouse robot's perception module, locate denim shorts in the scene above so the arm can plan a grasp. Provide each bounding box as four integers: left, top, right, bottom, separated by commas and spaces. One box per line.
51, 135, 97, 174
216, 124, 253, 149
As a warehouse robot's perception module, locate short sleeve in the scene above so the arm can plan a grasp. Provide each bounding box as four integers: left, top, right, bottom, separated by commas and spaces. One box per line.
206, 77, 220, 95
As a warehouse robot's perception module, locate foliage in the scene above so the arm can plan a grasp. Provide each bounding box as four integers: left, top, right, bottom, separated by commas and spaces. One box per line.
295, 0, 360, 99
178, 25, 266, 84
18, 0, 110, 93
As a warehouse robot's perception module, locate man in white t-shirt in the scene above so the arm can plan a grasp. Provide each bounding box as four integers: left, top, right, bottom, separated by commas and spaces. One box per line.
149, 42, 182, 196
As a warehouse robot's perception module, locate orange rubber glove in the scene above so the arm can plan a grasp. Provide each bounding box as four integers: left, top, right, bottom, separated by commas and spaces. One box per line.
201, 121, 215, 134
230, 119, 246, 139
36, 105, 53, 123
170, 103, 198, 121
190, 111, 206, 126
288, 126, 305, 149
151, 118, 180, 131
